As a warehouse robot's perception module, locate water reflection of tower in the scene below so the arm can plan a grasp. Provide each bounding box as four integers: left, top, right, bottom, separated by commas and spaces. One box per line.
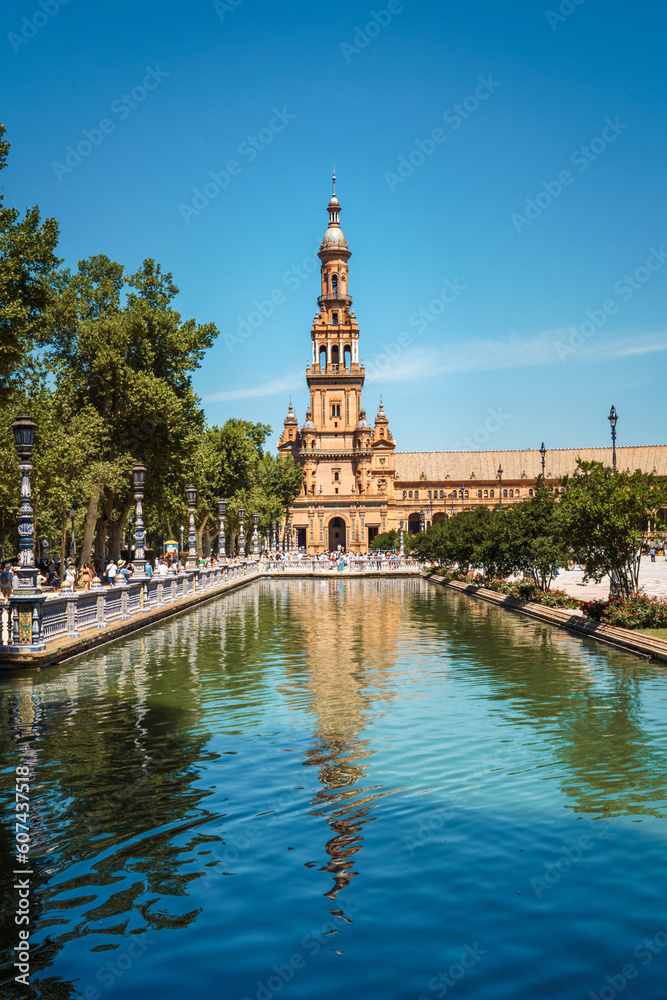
286, 579, 415, 904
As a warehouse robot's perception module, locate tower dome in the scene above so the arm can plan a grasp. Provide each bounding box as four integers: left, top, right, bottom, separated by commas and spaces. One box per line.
320, 169, 349, 251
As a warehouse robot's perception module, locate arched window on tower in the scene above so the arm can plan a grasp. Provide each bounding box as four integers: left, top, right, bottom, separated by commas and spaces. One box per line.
331, 274, 338, 295
332, 312, 339, 326
319, 346, 327, 370
344, 345, 351, 371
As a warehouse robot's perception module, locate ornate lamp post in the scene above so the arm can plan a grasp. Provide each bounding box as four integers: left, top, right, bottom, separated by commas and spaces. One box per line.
419, 508, 425, 532
185, 484, 197, 569
179, 524, 184, 553
238, 506, 245, 557
608, 405, 618, 471
539, 442, 546, 483
272, 520, 277, 556
10, 412, 46, 650
252, 513, 260, 556
217, 498, 226, 558
399, 519, 405, 558
131, 462, 147, 577
497, 465, 503, 506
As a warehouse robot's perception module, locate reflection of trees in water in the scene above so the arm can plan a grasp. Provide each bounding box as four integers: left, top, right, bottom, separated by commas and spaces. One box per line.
0, 639, 216, 992
417, 587, 667, 819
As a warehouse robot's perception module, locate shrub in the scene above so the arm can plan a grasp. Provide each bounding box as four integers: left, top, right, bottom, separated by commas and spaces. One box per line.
598, 593, 667, 630
538, 588, 582, 610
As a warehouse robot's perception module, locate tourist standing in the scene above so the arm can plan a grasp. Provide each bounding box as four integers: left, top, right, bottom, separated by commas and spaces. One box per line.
1, 563, 13, 601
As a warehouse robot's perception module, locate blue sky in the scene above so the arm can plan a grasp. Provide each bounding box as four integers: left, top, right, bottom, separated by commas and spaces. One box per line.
2, 0, 666, 452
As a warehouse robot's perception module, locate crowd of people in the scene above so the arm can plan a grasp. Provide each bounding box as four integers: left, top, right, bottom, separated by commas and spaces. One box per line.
4, 540, 661, 601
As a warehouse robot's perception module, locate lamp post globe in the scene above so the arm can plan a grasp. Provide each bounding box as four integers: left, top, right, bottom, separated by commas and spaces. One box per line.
185, 484, 198, 569
11, 412, 36, 458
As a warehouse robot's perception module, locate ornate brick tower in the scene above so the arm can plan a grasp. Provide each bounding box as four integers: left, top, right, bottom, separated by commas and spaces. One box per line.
279, 174, 395, 553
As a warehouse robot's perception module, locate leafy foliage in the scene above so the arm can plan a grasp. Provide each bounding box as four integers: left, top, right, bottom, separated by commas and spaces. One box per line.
369, 529, 400, 552
0, 125, 61, 405
558, 461, 667, 598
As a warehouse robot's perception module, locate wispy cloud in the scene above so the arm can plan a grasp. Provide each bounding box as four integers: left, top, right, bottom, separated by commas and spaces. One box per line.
367, 331, 667, 382
204, 333, 667, 402
611, 341, 667, 358
204, 372, 301, 402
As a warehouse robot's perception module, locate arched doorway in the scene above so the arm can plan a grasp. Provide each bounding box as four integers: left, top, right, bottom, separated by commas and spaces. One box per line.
408, 513, 421, 534
328, 517, 346, 551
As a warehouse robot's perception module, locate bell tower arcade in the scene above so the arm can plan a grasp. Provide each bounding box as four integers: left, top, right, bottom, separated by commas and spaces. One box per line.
306, 170, 364, 438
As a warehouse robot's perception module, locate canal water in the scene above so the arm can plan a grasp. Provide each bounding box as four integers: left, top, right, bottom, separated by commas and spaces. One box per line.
1, 578, 667, 999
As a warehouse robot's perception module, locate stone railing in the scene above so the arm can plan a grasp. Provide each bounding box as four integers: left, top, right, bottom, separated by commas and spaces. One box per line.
2, 561, 258, 654
259, 558, 422, 574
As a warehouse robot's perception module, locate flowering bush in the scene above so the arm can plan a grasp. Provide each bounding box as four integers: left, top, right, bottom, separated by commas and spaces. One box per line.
594, 593, 667, 630
538, 588, 582, 610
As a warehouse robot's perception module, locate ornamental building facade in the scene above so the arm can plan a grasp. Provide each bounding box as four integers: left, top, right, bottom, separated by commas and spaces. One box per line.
278, 176, 667, 554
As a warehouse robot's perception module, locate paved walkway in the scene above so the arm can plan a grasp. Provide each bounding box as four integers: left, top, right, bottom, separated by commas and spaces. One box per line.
549, 558, 667, 601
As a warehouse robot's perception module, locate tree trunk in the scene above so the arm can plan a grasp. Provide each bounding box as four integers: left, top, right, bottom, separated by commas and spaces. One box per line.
94, 516, 108, 571
194, 514, 209, 558
108, 500, 133, 562
79, 488, 101, 570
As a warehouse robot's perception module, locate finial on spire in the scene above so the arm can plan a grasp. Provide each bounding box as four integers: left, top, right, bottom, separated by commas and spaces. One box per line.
332, 162, 336, 196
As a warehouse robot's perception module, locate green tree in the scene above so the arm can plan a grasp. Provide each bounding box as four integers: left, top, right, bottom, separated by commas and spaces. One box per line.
0, 125, 60, 405
558, 461, 667, 598
370, 529, 400, 552
507, 479, 568, 591
471, 507, 520, 580
413, 507, 494, 573
44, 255, 217, 563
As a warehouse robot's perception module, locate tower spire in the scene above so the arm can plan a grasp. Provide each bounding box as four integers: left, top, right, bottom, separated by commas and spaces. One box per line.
332, 162, 336, 196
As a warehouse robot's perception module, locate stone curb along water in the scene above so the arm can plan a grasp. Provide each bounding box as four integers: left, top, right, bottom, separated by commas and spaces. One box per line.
423, 574, 667, 664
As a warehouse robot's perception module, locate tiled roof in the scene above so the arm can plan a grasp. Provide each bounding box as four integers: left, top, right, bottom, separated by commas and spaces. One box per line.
394, 446, 667, 483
